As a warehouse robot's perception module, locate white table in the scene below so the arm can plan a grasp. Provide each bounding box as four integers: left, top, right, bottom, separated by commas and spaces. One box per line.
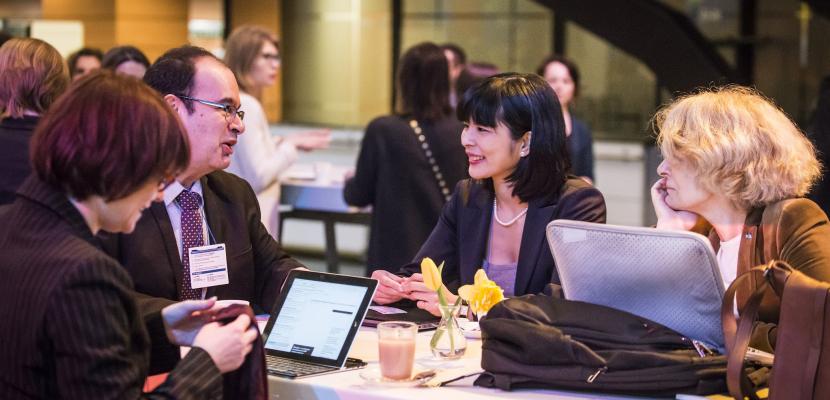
266, 327, 673, 400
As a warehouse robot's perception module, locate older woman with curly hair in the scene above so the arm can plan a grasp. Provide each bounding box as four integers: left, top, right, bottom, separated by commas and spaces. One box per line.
651, 85, 830, 350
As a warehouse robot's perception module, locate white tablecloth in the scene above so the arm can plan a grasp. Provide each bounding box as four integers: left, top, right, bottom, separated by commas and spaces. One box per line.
265, 327, 673, 400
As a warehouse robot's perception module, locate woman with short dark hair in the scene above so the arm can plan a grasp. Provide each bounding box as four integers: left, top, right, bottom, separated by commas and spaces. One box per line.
371, 73, 607, 315
0, 38, 69, 205
102, 45, 151, 78
0, 72, 258, 398
344, 42, 468, 273
67, 47, 103, 81
537, 54, 594, 183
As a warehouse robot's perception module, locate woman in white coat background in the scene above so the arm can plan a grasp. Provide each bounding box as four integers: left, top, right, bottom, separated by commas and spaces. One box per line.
224, 25, 330, 237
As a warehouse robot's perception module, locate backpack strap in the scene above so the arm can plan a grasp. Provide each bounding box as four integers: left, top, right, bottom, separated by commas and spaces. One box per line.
722, 263, 777, 400
408, 119, 452, 202
723, 260, 795, 400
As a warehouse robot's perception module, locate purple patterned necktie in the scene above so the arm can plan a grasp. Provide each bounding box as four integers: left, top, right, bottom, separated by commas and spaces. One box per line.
177, 189, 203, 300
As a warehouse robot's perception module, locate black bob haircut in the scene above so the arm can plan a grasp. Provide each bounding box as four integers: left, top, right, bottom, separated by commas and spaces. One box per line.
102, 45, 151, 70
456, 72, 570, 203
536, 54, 581, 98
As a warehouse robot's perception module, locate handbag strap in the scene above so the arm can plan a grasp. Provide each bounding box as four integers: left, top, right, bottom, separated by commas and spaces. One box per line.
409, 119, 451, 202
722, 261, 790, 400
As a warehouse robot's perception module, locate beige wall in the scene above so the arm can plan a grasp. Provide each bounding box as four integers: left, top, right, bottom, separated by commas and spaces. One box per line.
41, 0, 115, 52
115, 0, 188, 62
229, 0, 283, 122
282, 0, 392, 127
41, 0, 187, 62
0, 0, 41, 20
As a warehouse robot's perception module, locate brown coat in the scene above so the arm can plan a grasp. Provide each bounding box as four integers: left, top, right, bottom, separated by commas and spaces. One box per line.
708, 198, 830, 349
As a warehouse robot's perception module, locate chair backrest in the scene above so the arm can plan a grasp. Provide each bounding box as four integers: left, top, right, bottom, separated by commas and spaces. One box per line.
546, 220, 725, 350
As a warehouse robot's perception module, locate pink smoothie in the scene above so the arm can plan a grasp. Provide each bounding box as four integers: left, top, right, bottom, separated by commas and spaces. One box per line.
378, 338, 415, 380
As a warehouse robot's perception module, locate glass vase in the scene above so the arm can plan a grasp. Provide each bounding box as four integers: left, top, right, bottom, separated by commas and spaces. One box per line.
430, 303, 467, 359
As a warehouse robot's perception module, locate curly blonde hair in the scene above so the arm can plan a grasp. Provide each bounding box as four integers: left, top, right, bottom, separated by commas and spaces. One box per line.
654, 86, 821, 209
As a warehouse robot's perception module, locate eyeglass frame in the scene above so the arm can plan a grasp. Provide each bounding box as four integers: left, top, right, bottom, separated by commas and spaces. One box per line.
261, 52, 281, 63
174, 94, 245, 121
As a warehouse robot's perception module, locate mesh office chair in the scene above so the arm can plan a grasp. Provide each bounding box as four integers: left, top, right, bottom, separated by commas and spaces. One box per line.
546, 220, 725, 351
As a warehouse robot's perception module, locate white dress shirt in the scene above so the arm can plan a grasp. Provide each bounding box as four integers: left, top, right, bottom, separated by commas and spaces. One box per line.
163, 180, 211, 299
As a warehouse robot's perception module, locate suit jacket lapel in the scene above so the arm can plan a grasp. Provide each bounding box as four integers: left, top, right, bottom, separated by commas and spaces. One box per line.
459, 186, 492, 286
149, 202, 185, 294
514, 198, 557, 295
200, 175, 227, 299
737, 208, 762, 310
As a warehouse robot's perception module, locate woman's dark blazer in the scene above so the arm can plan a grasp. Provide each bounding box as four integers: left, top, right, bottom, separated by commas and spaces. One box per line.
0, 116, 39, 205
344, 115, 467, 273
400, 178, 606, 296
0, 177, 222, 399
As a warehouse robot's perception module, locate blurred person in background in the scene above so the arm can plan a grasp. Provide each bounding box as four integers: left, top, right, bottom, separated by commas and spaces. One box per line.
455, 61, 500, 103
0, 38, 69, 205
0, 71, 257, 398
651, 86, 830, 351
441, 43, 466, 108
371, 73, 606, 315
808, 75, 830, 216
67, 47, 103, 81
102, 45, 151, 79
345, 42, 467, 274
537, 55, 594, 183
224, 25, 330, 237
0, 31, 12, 47
0, 31, 11, 114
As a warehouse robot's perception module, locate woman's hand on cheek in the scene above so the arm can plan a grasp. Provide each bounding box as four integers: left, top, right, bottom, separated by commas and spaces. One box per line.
650, 178, 699, 231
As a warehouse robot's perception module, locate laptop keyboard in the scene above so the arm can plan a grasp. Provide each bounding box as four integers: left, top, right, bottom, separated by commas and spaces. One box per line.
266, 356, 335, 378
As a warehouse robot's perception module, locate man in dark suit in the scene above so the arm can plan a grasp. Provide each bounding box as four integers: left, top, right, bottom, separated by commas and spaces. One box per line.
0, 71, 257, 399
103, 46, 306, 373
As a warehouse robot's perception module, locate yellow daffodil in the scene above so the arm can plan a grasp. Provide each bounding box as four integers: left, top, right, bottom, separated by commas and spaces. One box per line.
458, 269, 504, 315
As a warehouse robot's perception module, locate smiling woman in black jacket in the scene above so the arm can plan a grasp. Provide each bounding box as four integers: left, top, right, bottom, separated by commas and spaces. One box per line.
371, 73, 607, 316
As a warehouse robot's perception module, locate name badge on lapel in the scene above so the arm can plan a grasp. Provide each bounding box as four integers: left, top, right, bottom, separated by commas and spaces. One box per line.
188, 243, 230, 289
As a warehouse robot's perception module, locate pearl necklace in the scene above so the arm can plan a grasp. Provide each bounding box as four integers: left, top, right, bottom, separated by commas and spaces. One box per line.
493, 199, 528, 227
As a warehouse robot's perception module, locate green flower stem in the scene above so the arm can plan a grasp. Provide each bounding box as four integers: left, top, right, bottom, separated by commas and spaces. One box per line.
447, 297, 462, 355
430, 290, 462, 356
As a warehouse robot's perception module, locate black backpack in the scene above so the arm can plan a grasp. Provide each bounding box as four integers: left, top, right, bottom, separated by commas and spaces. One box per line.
475, 294, 728, 397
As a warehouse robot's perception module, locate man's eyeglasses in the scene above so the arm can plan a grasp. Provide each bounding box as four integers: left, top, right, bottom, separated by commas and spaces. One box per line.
176, 94, 245, 121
